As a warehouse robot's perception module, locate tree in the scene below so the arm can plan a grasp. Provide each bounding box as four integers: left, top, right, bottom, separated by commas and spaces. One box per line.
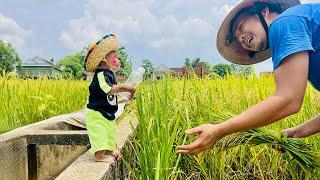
184, 58, 191, 68
56, 52, 85, 80
211, 64, 232, 78
0, 40, 21, 74
191, 57, 201, 68
243, 65, 255, 76
184, 57, 201, 68
142, 59, 153, 79
230, 64, 255, 76
117, 47, 132, 78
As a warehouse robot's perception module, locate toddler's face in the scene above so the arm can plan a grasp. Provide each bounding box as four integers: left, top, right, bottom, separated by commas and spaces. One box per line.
106, 51, 121, 72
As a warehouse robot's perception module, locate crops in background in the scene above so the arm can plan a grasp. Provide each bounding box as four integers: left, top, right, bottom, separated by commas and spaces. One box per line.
125, 75, 320, 179
0, 76, 88, 133
1, 73, 319, 179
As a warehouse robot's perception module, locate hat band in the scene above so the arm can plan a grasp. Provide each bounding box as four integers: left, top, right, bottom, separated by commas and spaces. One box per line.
84, 34, 116, 62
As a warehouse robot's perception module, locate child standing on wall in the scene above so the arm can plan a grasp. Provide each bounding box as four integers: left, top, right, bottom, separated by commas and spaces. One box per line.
84, 34, 136, 162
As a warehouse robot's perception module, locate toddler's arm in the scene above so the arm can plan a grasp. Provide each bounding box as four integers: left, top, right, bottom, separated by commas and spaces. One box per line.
109, 84, 136, 100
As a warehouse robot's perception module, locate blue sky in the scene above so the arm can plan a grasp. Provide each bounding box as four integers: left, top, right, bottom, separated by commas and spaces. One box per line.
0, 0, 317, 73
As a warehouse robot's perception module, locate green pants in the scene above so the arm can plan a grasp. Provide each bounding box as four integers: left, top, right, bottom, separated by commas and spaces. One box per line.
85, 108, 116, 153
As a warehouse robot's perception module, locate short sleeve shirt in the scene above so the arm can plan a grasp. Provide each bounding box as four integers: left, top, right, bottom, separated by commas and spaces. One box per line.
269, 4, 320, 91
87, 68, 118, 120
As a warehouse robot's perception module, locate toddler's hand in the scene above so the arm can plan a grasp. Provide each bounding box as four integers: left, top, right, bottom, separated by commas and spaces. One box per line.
126, 85, 136, 100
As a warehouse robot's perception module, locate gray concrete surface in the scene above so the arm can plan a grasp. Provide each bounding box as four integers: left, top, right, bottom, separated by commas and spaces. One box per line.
56, 115, 138, 180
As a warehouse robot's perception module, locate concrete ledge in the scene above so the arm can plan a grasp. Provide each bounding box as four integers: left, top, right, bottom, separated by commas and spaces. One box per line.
0, 111, 86, 143
56, 116, 138, 180
0, 111, 90, 180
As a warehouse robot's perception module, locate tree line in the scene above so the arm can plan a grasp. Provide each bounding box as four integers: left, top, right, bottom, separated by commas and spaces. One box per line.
0, 39, 254, 79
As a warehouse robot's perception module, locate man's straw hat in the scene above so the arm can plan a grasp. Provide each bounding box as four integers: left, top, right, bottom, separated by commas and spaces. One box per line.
217, 0, 300, 65
85, 34, 118, 72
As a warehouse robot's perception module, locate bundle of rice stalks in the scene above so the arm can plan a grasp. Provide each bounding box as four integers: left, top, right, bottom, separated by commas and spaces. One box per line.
215, 128, 320, 172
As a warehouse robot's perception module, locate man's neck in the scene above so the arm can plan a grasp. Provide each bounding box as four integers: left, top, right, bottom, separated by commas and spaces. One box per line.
266, 12, 280, 26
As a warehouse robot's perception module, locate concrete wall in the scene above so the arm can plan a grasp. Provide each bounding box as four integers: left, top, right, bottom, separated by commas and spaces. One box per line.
0, 112, 89, 180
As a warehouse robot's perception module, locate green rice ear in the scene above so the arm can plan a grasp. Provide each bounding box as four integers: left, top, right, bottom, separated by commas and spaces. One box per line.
215, 128, 320, 172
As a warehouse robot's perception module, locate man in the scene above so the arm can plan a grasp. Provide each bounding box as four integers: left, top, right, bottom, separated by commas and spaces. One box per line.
177, 0, 320, 155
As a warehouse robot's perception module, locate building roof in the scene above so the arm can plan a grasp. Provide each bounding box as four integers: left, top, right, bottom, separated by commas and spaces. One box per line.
153, 64, 171, 73
170, 67, 186, 74
21, 56, 61, 71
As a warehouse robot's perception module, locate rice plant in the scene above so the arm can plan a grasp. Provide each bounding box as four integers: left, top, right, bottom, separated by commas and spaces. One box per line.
216, 128, 320, 173
124, 75, 320, 179
0, 76, 88, 133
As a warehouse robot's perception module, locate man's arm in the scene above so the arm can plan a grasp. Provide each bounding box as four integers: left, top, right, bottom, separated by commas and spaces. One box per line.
97, 72, 136, 98
219, 51, 309, 136
178, 51, 309, 155
109, 84, 136, 95
282, 114, 320, 138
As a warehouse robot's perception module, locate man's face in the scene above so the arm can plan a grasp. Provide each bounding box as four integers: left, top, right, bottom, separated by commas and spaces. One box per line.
232, 13, 268, 52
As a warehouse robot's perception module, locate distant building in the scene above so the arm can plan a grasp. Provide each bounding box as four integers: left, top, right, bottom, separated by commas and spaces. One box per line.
18, 56, 62, 78
152, 65, 172, 80
152, 61, 210, 79
170, 67, 188, 77
192, 62, 210, 78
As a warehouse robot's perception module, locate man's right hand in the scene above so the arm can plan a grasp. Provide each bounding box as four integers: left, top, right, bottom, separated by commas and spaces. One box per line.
281, 127, 301, 138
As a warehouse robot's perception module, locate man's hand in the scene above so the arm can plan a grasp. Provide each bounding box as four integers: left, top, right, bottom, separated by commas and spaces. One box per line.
282, 115, 320, 138
177, 124, 224, 155
281, 127, 302, 138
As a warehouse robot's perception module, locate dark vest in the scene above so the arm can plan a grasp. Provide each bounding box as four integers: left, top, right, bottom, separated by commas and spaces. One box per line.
87, 68, 118, 120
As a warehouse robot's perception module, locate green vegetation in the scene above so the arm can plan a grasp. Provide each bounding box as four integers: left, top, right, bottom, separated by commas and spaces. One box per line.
0, 40, 21, 74
57, 52, 86, 79
1, 66, 319, 179
0, 76, 88, 133
125, 75, 320, 179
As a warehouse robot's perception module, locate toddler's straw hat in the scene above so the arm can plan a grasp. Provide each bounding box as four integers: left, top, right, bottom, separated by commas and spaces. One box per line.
85, 34, 118, 72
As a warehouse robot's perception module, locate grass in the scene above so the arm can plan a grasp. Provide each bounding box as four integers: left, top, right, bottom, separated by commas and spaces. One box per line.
124, 75, 320, 179
1, 74, 319, 179
0, 76, 89, 134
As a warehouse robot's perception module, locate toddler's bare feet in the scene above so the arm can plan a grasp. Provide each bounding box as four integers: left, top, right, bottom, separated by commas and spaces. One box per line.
94, 154, 115, 163
95, 150, 115, 163
105, 150, 121, 159
112, 150, 121, 159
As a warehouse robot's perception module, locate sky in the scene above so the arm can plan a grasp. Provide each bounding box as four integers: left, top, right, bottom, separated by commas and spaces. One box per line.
0, 0, 318, 73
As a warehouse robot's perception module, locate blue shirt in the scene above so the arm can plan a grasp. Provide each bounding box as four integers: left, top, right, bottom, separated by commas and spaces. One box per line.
269, 4, 320, 91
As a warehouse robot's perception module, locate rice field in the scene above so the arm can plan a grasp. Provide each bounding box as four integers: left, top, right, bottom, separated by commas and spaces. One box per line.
0, 76, 88, 134
124, 75, 320, 179
1, 74, 319, 179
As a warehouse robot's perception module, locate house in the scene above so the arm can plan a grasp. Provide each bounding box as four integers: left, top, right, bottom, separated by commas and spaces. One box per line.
152, 62, 210, 79
18, 56, 62, 78
193, 62, 210, 78
170, 62, 210, 78
170, 67, 188, 77
152, 65, 172, 80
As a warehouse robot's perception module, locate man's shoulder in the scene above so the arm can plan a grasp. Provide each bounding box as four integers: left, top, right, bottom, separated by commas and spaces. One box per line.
276, 4, 320, 21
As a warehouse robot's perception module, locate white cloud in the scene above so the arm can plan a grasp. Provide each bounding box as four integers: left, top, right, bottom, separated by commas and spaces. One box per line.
0, 12, 32, 50
60, 0, 233, 66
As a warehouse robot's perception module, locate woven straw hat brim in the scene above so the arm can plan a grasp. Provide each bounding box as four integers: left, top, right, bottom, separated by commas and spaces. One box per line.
217, 1, 271, 65
86, 37, 118, 72
217, 0, 300, 65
